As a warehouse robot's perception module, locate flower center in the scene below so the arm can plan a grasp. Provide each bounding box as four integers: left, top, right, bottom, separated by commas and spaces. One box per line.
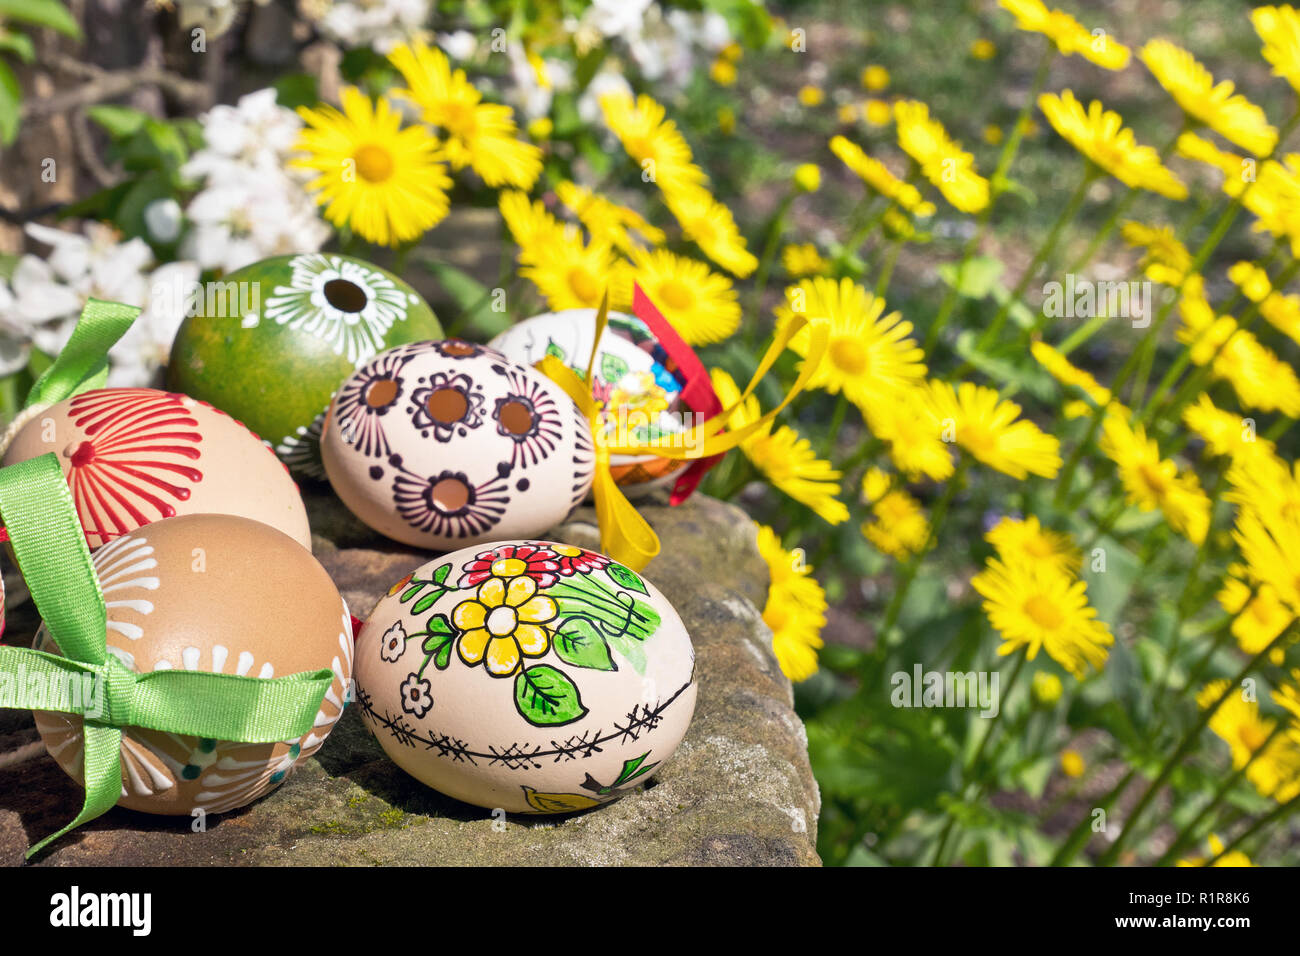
568, 267, 599, 304
440, 100, 477, 139
552, 544, 582, 557
486, 606, 518, 637
1238, 723, 1269, 753
492, 557, 528, 577
353, 144, 395, 183
830, 337, 869, 376
658, 278, 693, 311
1023, 594, 1063, 630
1138, 461, 1168, 497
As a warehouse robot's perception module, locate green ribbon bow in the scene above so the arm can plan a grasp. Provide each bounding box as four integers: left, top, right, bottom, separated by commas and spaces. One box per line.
0, 299, 335, 858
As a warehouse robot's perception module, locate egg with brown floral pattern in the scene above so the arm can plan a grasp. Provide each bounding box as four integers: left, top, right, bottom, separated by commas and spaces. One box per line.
321, 340, 596, 550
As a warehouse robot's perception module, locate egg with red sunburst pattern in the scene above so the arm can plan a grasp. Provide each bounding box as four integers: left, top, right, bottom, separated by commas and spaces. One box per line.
321, 340, 596, 550
1, 387, 311, 550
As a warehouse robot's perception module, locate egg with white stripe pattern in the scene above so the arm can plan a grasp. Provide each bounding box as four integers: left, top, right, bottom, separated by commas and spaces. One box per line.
32, 514, 353, 815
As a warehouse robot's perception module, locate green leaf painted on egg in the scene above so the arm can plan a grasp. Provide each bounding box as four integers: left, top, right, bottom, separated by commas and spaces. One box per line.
514, 664, 587, 726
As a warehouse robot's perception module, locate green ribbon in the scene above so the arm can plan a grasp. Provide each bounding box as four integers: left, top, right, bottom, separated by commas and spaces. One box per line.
0, 300, 335, 858
24, 297, 141, 408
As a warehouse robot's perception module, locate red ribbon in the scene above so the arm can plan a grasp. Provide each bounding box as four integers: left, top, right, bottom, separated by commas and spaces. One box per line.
631, 283, 724, 504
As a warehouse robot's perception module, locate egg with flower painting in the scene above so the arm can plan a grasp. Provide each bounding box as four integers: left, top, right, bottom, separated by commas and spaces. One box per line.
489, 308, 700, 497
32, 514, 353, 815
320, 340, 596, 549
1, 387, 311, 550
354, 540, 697, 813
166, 253, 443, 478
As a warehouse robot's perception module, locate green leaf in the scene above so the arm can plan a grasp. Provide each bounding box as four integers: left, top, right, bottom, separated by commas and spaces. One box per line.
951, 331, 1054, 402
86, 104, 150, 140
410, 588, 447, 615
0, 0, 81, 39
400, 582, 426, 603
552, 616, 617, 672
936, 255, 1003, 299
549, 579, 660, 641
0, 29, 36, 63
0, 60, 19, 145
610, 751, 658, 787
415, 258, 513, 340
599, 352, 629, 384
432, 562, 452, 585
605, 562, 649, 595
514, 664, 587, 726
273, 72, 320, 111
544, 339, 566, 361
420, 614, 456, 670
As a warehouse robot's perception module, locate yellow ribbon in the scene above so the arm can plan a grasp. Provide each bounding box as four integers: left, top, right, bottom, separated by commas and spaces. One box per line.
538, 296, 830, 572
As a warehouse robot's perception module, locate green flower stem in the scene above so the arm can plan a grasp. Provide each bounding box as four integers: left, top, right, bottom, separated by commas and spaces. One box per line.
875, 237, 903, 298
823, 394, 849, 458
878, 456, 969, 638
751, 191, 796, 314
1057, 310, 1113, 356
1049, 766, 1138, 866
1063, 122, 1188, 278
1149, 460, 1230, 710
1098, 625, 1293, 866
714, 456, 755, 502
1153, 720, 1290, 867
974, 164, 1099, 353
923, 44, 1054, 353
1140, 257, 1300, 428
930, 650, 1029, 866
1206, 792, 1300, 864
1053, 183, 1249, 507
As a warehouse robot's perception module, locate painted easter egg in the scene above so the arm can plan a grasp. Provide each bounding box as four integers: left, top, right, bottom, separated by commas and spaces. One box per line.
32, 514, 353, 815
354, 540, 697, 814
489, 309, 692, 496
320, 340, 596, 550
1, 387, 311, 551
166, 253, 443, 477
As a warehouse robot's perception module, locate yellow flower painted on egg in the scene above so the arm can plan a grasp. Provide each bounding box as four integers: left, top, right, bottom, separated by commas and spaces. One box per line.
453, 576, 558, 677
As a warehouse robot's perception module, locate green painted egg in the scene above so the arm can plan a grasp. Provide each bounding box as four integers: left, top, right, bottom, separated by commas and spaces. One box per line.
166, 253, 443, 477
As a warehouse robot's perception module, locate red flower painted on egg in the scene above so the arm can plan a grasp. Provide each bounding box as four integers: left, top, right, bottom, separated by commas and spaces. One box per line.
547, 543, 612, 577
64, 389, 204, 548
458, 543, 562, 589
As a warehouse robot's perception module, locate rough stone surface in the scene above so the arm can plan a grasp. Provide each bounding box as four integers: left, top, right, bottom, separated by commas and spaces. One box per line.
0, 487, 820, 866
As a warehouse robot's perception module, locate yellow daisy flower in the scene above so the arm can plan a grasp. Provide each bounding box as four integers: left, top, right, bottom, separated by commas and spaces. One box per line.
1199, 679, 1300, 802
389, 41, 541, 189
499, 189, 562, 248
1244, 155, 1300, 255
863, 98, 893, 126
1176, 132, 1252, 197
861, 65, 890, 90
998, 0, 1131, 69
1030, 340, 1113, 406
518, 226, 631, 313
1177, 276, 1300, 417
1233, 500, 1300, 615
971, 38, 997, 60
775, 276, 927, 411
629, 248, 740, 345
781, 242, 827, 277
893, 100, 991, 213
712, 368, 849, 525
862, 383, 955, 482
756, 524, 827, 682
663, 185, 758, 278
793, 163, 822, 193
1252, 5, 1300, 95
1260, 288, 1300, 344
971, 556, 1114, 678
1183, 393, 1275, 464
1099, 412, 1211, 545
1121, 221, 1193, 285
555, 181, 664, 255
924, 381, 1062, 480
1060, 750, 1086, 778
1039, 91, 1188, 199
710, 57, 737, 87
599, 92, 707, 191
1228, 261, 1273, 302
1177, 834, 1255, 867
292, 88, 451, 247
860, 468, 930, 559
986, 514, 1082, 578
829, 135, 934, 215
1140, 39, 1277, 156
1218, 572, 1294, 655
452, 576, 557, 677
1032, 671, 1064, 705
798, 84, 825, 107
